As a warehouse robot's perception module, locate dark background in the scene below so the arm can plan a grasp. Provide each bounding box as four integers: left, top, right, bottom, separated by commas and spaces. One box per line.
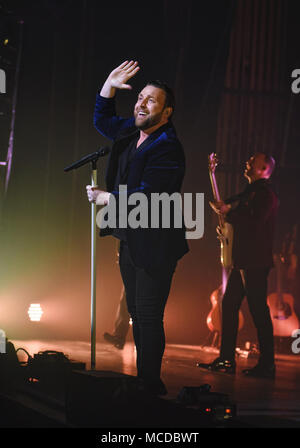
0, 0, 299, 346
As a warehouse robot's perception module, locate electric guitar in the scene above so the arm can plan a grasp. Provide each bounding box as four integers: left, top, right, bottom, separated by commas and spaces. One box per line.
207, 153, 244, 333
208, 153, 233, 269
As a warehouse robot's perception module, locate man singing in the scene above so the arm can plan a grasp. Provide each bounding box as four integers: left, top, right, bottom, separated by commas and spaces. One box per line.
198, 153, 278, 378
86, 61, 188, 395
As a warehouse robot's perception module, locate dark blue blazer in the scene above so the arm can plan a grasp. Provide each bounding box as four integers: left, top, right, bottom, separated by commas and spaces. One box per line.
94, 94, 189, 270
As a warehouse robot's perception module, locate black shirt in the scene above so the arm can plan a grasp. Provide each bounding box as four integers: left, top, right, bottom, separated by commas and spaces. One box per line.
225, 179, 278, 269
112, 137, 138, 241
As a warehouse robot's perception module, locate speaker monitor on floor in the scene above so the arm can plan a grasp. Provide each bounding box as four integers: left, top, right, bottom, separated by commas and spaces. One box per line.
177, 385, 236, 422
0, 339, 22, 391
66, 370, 152, 427
65, 370, 217, 428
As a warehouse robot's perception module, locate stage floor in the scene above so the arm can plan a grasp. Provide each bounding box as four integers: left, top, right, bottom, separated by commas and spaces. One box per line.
9, 338, 300, 428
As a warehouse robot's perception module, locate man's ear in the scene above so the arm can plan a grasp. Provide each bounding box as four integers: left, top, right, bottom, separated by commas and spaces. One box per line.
164, 107, 172, 119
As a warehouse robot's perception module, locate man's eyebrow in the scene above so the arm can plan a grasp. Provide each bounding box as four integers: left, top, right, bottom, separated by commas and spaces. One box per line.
138, 93, 156, 100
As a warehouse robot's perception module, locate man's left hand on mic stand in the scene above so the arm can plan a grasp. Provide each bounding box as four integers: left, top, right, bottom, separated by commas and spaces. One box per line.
86, 185, 111, 205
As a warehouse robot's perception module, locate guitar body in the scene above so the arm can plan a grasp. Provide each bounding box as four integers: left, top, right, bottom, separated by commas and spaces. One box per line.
206, 286, 223, 332
207, 285, 244, 333
267, 251, 299, 338
267, 292, 299, 337
219, 222, 234, 268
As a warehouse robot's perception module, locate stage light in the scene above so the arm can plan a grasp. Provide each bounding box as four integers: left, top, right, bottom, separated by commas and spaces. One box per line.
4, 39, 9, 46
28, 304, 43, 322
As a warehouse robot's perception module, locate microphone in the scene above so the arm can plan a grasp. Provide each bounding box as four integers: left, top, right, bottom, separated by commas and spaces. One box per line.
96, 146, 111, 158
64, 146, 110, 172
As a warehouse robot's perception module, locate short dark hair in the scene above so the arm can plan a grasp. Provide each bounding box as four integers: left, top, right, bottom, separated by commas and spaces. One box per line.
263, 153, 276, 176
255, 152, 276, 177
146, 80, 175, 117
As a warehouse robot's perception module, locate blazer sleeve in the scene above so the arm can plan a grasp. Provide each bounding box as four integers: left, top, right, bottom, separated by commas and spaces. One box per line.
93, 94, 135, 141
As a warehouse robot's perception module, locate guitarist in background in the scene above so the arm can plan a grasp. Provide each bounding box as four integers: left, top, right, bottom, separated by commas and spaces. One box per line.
198, 153, 278, 378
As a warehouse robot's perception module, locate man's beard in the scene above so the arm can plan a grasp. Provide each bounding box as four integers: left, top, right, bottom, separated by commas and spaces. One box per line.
134, 110, 164, 131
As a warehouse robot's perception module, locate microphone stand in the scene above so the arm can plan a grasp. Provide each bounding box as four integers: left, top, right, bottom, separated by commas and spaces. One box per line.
64, 146, 110, 369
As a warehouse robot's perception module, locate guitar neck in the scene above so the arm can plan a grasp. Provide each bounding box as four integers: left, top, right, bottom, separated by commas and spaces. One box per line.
209, 170, 224, 227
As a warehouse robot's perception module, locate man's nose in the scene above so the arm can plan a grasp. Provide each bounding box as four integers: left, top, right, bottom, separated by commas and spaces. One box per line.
140, 97, 148, 108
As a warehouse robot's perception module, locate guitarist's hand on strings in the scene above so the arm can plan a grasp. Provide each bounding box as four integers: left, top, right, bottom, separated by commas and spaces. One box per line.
209, 200, 231, 215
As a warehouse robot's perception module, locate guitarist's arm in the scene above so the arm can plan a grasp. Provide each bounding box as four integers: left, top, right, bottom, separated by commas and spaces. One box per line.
209, 200, 232, 216
209, 190, 246, 217
225, 187, 277, 229
224, 191, 246, 205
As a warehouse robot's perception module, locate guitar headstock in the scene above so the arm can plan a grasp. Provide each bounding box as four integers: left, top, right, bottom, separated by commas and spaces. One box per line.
208, 153, 218, 174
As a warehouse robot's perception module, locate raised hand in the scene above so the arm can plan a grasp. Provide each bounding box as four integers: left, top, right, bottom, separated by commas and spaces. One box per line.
100, 60, 140, 98
109, 60, 140, 89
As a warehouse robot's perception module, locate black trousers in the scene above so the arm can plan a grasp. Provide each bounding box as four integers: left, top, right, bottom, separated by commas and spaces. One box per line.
119, 241, 176, 385
220, 267, 274, 365
112, 286, 130, 342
